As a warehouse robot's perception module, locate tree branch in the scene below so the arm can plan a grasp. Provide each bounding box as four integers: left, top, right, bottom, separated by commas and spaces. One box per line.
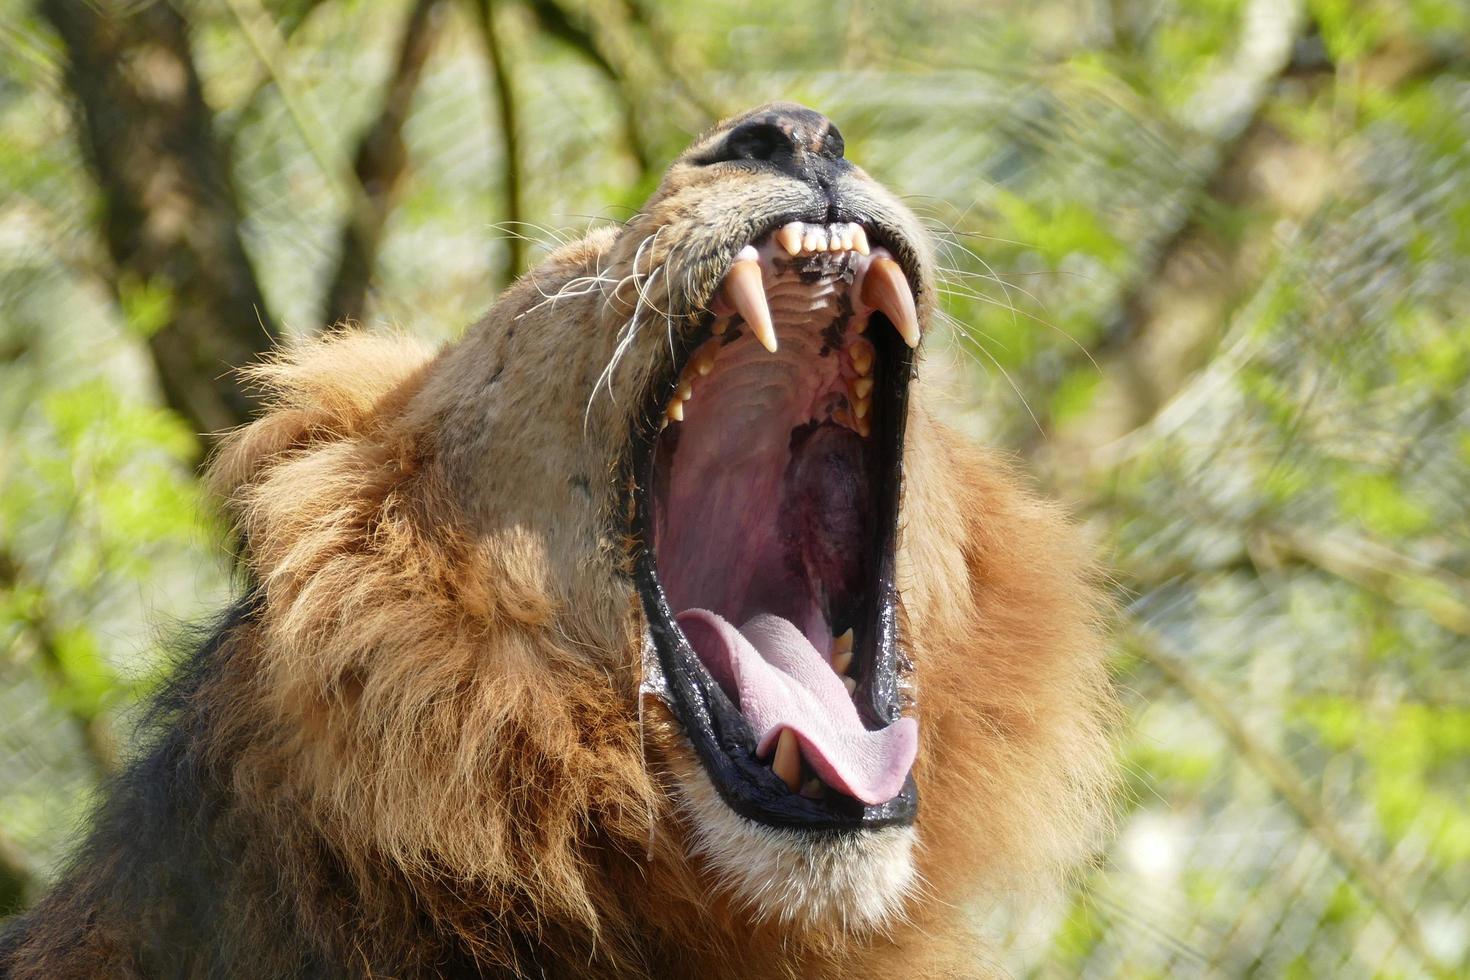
38, 0, 280, 439
1127, 624, 1450, 978
470, 0, 526, 286
321, 0, 449, 328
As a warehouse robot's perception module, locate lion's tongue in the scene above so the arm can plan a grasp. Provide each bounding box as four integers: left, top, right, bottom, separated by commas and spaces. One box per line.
675, 609, 917, 806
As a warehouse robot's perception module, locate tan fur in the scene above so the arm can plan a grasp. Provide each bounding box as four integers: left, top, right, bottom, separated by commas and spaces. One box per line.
6, 105, 1115, 979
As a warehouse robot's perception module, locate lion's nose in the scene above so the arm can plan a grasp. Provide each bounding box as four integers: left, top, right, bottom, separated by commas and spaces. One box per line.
707, 104, 848, 184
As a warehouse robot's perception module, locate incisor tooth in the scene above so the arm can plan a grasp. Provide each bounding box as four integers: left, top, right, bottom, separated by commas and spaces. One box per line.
775, 222, 804, 256
851, 226, 870, 255
861, 257, 921, 348
772, 729, 800, 792
722, 258, 777, 353
802, 227, 825, 253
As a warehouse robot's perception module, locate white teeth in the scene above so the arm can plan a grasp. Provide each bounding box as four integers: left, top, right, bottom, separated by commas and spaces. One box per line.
860, 251, 921, 349
831, 628, 854, 674
848, 338, 874, 376
720, 248, 777, 353
778, 221, 868, 257
775, 222, 804, 256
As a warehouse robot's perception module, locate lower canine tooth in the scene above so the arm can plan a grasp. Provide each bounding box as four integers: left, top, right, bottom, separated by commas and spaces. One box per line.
772, 729, 801, 792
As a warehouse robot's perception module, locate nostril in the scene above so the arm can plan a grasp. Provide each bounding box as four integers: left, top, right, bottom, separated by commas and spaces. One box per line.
711, 120, 797, 165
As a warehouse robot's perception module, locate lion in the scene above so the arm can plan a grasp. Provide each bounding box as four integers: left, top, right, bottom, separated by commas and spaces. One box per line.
0, 103, 1115, 979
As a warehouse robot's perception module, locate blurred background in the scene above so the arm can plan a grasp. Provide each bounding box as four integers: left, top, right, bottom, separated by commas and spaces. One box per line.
1, 0, 1467, 976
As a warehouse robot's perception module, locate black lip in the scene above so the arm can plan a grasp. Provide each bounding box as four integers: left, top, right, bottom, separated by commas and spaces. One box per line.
625, 232, 920, 831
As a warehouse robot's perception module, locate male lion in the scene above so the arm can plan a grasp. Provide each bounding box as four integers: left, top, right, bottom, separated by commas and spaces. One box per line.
0, 103, 1114, 978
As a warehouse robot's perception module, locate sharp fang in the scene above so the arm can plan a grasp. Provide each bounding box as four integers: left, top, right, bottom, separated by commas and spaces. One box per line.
722, 257, 777, 352
851, 225, 870, 255
861, 256, 921, 348
776, 222, 804, 256
772, 729, 801, 792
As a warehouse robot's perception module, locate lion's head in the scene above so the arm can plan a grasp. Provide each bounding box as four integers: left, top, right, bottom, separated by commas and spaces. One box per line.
209, 103, 1114, 975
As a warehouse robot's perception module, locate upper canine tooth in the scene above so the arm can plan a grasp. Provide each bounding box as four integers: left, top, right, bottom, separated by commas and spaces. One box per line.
861, 255, 921, 349
775, 222, 804, 256
721, 254, 778, 353
851, 226, 870, 255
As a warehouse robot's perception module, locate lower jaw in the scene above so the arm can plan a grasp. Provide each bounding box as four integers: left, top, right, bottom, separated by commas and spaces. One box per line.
661, 733, 920, 932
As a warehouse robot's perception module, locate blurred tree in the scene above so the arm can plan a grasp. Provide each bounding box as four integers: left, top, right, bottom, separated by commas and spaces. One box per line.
38, 0, 279, 438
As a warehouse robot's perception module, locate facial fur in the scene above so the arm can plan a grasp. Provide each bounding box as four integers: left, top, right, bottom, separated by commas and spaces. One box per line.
2, 103, 1115, 980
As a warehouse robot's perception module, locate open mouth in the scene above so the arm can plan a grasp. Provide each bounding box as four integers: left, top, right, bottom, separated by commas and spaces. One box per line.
629, 220, 922, 831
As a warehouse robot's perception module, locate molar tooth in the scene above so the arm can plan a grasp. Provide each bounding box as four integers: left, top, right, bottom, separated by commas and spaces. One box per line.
853, 397, 870, 420
861, 255, 921, 348
842, 676, 857, 695
800, 777, 824, 799
721, 256, 778, 352
775, 222, 804, 256
848, 376, 874, 400
851, 225, 870, 255
666, 399, 684, 422
856, 414, 872, 438
833, 628, 854, 654
772, 729, 801, 792
678, 379, 693, 401
848, 339, 874, 376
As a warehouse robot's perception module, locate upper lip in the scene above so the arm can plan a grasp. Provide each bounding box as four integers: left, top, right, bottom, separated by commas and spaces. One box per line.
624, 215, 923, 831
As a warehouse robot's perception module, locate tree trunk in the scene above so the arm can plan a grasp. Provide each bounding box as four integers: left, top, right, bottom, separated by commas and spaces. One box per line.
39, 0, 279, 439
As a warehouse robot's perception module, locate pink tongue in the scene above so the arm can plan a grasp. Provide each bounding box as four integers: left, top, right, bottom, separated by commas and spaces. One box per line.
675, 609, 917, 806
